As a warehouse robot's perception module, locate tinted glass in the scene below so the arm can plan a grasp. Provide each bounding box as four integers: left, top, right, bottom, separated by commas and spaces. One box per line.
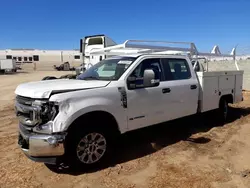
161, 58, 191, 80
131, 58, 162, 80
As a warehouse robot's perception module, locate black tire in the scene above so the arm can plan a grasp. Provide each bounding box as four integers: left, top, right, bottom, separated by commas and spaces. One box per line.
64, 123, 114, 170
42, 76, 57, 80
59, 74, 76, 79
218, 98, 229, 123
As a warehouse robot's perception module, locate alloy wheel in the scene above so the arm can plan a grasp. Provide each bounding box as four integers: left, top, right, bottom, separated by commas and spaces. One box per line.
76, 132, 107, 164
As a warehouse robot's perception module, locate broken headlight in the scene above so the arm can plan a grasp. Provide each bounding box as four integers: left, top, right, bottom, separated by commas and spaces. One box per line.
32, 100, 59, 134
32, 100, 59, 123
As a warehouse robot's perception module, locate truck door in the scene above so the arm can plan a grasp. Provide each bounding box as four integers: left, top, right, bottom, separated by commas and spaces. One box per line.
160, 58, 199, 120
126, 58, 169, 131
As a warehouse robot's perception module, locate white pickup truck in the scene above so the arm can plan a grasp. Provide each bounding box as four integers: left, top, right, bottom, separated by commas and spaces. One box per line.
15, 40, 243, 169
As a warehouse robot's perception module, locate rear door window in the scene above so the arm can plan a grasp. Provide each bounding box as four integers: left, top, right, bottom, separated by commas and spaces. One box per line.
161, 58, 191, 81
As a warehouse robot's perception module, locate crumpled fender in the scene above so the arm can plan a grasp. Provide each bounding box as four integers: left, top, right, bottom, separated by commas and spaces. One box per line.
49, 87, 128, 134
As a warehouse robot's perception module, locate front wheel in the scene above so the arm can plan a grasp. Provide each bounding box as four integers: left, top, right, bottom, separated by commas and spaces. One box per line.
65, 126, 113, 169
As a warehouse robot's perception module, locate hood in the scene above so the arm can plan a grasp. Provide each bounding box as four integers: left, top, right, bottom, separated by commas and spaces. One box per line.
15, 79, 110, 99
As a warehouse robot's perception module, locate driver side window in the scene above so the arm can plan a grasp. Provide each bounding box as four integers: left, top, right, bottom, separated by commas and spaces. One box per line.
131, 58, 162, 80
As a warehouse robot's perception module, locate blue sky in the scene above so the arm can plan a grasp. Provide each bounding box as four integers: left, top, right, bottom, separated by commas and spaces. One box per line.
0, 0, 249, 54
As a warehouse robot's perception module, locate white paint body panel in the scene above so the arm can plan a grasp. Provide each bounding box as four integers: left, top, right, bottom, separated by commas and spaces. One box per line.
197, 70, 244, 112
48, 81, 128, 133
235, 74, 243, 103
126, 78, 199, 131
15, 79, 110, 98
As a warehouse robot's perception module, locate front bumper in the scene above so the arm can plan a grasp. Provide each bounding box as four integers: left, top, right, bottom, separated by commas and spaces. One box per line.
18, 123, 66, 164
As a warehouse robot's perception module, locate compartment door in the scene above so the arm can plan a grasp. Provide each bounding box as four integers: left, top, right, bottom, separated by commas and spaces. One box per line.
201, 76, 219, 112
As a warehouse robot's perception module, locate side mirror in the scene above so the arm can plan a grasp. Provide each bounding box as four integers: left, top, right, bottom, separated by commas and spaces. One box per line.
192, 61, 200, 72
194, 64, 199, 72
143, 69, 160, 87
127, 68, 160, 89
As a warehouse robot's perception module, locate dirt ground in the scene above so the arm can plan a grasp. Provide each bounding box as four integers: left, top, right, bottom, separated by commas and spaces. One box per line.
1, 70, 250, 188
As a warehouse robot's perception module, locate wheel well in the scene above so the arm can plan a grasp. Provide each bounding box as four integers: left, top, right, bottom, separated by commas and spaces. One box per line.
68, 111, 121, 136
220, 94, 233, 104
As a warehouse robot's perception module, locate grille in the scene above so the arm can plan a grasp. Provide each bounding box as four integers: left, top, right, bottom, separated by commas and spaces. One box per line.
15, 95, 41, 127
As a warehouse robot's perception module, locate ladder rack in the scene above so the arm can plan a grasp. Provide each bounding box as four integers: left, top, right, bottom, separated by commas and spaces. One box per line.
89, 39, 239, 70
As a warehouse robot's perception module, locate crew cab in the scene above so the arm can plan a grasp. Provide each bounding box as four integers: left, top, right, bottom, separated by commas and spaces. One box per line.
15, 41, 244, 168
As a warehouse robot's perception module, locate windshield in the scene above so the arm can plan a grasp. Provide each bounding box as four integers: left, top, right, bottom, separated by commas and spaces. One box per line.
77, 56, 136, 81
87, 38, 103, 45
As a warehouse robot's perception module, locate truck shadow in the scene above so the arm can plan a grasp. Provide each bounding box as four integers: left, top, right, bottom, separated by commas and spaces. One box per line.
46, 106, 250, 175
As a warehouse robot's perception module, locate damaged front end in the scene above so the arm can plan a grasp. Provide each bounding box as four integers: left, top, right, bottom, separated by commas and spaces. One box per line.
15, 95, 59, 132
15, 95, 66, 164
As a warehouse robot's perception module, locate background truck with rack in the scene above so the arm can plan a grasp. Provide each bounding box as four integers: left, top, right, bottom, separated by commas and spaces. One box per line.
79, 34, 117, 69
14, 39, 243, 169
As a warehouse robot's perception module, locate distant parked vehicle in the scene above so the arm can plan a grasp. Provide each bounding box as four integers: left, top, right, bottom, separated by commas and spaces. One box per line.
0, 59, 17, 73
75, 63, 86, 75
53, 62, 75, 71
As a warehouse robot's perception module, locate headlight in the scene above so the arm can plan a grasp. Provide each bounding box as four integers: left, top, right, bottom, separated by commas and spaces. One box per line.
41, 102, 59, 122
32, 100, 59, 133
32, 100, 59, 123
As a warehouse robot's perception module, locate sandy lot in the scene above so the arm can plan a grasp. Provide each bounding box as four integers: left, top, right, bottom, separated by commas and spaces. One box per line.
1, 70, 250, 188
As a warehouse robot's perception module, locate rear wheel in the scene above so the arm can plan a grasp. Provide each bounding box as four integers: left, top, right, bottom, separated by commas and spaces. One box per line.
218, 98, 229, 123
